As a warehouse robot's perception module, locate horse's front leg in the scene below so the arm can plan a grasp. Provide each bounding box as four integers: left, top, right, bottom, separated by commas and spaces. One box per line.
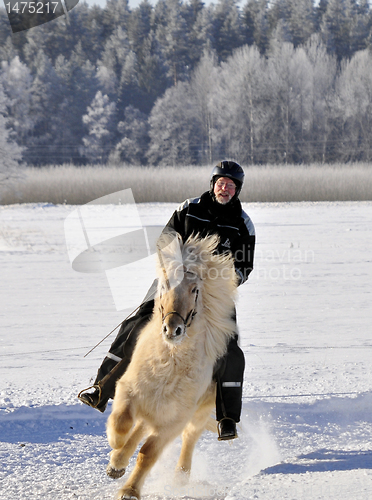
107, 419, 147, 479
106, 401, 137, 478
175, 387, 216, 484
118, 429, 178, 500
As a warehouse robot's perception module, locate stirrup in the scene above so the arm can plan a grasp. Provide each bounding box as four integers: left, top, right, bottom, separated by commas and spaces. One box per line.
77, 384, 102, 408
217, 417, 238, 441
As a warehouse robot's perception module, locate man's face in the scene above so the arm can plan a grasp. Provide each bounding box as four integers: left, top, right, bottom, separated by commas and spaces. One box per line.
213, 177, 236, 204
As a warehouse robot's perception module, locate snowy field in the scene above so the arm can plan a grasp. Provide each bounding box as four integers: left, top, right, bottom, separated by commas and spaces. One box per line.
1, 200, 372, 500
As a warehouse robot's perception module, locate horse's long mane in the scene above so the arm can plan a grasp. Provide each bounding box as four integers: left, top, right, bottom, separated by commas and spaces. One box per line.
156, 231, 238, 361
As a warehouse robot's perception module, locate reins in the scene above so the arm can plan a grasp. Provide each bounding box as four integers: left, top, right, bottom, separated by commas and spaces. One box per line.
83, 303, 142, 358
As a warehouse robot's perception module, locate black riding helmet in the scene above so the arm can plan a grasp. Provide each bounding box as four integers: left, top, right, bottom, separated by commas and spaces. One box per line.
210, 160, 245, 198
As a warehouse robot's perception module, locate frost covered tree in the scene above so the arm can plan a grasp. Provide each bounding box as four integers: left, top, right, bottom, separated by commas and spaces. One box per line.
2, 0, 372, 166
22, 50, 63, 164
304, 35, 337, 162
242, 0, 270, 54
320, 0, 355, 60
109, 105, 149, 165
268, 0, 314, 47
334, 50, 372, 161
0, 83, 23, 185
212, 0, 245, 61
53, 45, 98, 163
212, 45, 269, 163
81, 91, 116, 163
97, 26, 142, 121
0, 56, 34, 144
286, 0, 315, 47
147, 51, 219, 165
126, 0, 167, 111
188, 51, 219, 163
102, 0, 131, 32
265, 43, 314, 163
147, 82, 201, 165
153, 0, 191, 85
184, 0, 211, 66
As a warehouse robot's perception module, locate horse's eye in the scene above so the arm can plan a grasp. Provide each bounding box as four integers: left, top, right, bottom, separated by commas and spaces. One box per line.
192, 286, 198, 294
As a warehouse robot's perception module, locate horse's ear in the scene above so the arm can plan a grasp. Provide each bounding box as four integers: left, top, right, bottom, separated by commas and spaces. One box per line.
156, 229, 184, 289
156, 229, 182, 265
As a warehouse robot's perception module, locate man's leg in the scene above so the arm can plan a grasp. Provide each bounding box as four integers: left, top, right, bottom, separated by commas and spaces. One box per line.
96, 298, 155, 387
78, 282, 157, 412
215, 334, 245, 440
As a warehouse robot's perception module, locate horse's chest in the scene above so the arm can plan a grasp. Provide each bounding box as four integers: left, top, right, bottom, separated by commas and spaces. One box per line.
136, 358, 211, 416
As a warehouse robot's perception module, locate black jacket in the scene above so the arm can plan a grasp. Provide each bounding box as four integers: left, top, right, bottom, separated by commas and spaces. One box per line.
165, 191, 255, 284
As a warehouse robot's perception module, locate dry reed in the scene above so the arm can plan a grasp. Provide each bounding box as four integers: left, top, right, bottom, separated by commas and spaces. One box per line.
0, 163, 371, 205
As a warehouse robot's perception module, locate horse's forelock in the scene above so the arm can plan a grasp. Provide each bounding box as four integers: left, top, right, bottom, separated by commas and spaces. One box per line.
182, 234, 232, 278
156, 232, 236, 294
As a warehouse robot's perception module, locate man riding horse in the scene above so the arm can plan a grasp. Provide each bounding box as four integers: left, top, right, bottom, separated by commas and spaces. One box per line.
78, 160, 256, 441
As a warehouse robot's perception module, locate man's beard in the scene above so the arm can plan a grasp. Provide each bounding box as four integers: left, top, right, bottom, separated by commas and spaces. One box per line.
215, 192, 232, 204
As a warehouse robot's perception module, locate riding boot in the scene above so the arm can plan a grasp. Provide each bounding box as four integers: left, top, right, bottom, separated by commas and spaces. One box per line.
78, 282, 157, 412
214, 334, 245, 440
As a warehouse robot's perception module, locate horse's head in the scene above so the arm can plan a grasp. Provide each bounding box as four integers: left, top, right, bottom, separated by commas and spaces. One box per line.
156, 230, 237, 355
158, 269, 200, 344
155, 230, 201, 345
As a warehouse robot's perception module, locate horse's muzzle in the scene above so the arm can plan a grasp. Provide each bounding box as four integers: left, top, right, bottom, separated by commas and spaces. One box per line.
162, 322, 185, 343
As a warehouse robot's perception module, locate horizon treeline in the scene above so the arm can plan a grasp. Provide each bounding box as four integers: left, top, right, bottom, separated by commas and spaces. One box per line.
1, 0, 372, 167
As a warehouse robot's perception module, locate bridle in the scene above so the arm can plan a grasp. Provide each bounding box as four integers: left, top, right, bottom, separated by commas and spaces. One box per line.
159, 287, 199, 329
159, 269, 200, 330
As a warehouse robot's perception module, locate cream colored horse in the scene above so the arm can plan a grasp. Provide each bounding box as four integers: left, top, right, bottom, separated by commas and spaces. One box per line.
106, 232, 238, 500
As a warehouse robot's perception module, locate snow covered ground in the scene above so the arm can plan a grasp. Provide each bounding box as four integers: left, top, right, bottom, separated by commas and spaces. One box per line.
1, 200, 372, 500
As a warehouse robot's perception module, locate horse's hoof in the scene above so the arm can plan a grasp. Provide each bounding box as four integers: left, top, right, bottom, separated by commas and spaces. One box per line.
106, 464, 126, 479
174, 466, 190, 486
118, 486, 139, 500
